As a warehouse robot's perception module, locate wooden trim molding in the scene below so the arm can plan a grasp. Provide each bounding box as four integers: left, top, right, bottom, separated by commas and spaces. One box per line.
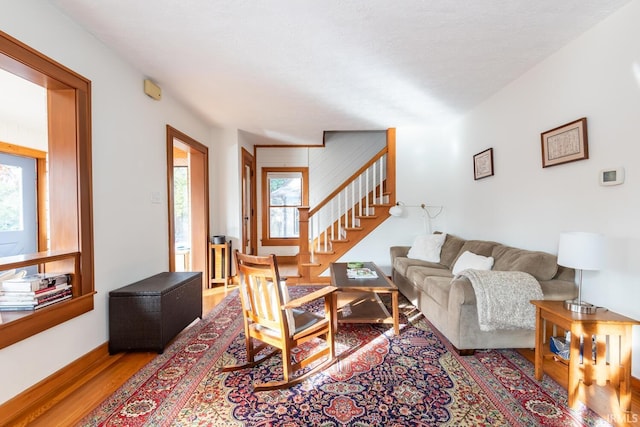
0, 30, 95, 349
0, 343, 110, 426
0, 140, 47, 158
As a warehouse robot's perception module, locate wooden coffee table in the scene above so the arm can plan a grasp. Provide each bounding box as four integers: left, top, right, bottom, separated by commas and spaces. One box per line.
329, 262, 399, 335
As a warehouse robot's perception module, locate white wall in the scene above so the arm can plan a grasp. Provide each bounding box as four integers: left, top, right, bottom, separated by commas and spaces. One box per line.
363, 1, 640, 376
309, 131, 386, 205
211, 127, 243, 249
0, 0, 212, 404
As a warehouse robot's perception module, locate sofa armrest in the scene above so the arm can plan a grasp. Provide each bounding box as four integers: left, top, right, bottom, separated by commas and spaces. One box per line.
448, 276, 477, 307
390, 246, 410, 261
449, 276, 578, 309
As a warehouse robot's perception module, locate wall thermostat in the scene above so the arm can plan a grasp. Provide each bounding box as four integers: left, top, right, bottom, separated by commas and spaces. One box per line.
599, 167, 624, 186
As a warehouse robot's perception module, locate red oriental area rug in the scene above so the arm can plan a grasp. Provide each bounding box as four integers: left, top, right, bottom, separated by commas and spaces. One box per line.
80, 287, 612, 426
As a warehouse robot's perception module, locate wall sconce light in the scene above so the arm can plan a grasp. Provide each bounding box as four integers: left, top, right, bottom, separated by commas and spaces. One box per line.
389, 203, 405, 217
389, 201, 444, 233
389, 201, 441, 217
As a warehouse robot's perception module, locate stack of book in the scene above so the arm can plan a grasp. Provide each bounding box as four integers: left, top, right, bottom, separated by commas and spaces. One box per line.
0, 272, 72, 311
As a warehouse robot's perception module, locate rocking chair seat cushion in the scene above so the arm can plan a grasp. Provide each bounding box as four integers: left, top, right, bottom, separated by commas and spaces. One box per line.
292, 309, 326, 335
254, 308, 325, 339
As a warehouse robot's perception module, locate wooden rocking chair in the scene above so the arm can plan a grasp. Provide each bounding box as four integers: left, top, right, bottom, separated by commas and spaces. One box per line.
222, 250, 337, 391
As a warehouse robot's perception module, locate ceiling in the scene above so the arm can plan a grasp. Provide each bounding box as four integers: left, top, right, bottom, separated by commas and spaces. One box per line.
48, 0, 630, 145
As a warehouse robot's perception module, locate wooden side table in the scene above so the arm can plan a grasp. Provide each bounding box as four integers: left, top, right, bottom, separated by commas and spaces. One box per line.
208, 241, 231, 289
531, 300, 639, 412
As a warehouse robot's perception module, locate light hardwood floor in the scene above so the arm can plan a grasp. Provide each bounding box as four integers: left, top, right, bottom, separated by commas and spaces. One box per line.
7, 271, 640, 426
7, 285, 231, 427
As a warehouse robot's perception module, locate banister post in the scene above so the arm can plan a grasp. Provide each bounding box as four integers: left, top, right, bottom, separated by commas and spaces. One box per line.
298, 206, 311, 281
386, 128, 396, 207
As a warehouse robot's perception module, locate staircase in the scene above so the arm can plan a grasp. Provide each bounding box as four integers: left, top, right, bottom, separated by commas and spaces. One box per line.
296, 129, 396, 282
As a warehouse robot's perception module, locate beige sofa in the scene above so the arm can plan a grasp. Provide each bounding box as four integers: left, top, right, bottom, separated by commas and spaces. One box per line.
391, 233, 577, 353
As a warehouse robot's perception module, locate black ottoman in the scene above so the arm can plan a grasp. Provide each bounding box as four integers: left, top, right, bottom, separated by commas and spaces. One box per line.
108, 271, 202, 354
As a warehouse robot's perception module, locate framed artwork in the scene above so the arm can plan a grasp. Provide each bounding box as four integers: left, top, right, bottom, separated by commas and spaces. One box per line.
541, 117, 588, 168
473, 148, 494, 180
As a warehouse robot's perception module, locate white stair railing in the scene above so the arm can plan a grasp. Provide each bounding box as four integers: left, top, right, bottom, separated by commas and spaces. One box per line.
308, 153, 387, 255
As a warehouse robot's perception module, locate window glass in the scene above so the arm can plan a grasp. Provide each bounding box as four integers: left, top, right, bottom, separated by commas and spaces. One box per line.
268, 172, 302, 238
0, 163, 23, 231
173, 166, 190, 248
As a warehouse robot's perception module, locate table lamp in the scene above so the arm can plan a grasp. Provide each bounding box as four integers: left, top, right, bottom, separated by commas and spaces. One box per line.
557, 231, 604, 314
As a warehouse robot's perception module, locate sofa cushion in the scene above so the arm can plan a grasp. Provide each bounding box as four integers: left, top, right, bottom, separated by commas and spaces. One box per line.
491, 245, 558, 281
555, 265, 575, 281
450, 240, 499, 267
435, 232, 467, 268
407, 233, 447, 262
393, 257, 447, 277
451, 250, 494, 275
539, 280, 578, 300
421, 276, 453, 308
406, 266, 453, 295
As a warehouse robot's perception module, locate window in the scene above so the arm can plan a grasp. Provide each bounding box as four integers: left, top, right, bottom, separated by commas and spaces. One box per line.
0, 162, 24, 232
261, 167, 308, 246
0, 30, 94, 349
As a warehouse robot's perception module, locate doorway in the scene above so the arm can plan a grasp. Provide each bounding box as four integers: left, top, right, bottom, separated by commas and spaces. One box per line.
241, 148, 256, 255
166, 126, 209, 288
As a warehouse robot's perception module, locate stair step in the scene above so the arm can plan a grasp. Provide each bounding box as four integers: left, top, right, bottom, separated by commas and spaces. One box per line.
344, 227, 363, 231
301, 262, 321, 267
330, 239, 349, 243
313, 250, 335, 255
356, 215, 378, 220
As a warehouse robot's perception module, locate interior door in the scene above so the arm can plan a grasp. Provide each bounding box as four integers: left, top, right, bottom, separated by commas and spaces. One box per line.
0, 153, 37, 260
166, 126, 209, 288
241, 148, 256, 255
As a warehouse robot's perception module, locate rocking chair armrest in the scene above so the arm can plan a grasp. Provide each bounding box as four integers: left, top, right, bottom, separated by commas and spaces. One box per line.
283, 286, 337, 309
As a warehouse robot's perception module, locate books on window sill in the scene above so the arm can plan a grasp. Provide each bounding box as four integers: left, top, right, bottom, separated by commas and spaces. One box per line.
1, 272, 71, 292
347, 267, 378, 279
0, 284, 73, 311
0, 271, 73, 311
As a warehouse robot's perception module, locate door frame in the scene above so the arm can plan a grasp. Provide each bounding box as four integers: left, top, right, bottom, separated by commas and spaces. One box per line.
241, 147, 257, 255
166, 125, 209, 287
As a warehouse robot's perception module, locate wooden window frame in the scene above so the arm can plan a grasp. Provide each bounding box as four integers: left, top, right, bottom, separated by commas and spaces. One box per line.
261, 167, 308, 246
0, 30, 94, 349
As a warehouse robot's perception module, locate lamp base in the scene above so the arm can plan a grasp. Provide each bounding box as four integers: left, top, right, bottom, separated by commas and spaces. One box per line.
564, 299, 597, 314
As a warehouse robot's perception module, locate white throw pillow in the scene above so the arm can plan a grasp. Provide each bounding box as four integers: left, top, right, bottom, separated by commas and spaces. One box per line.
452, 250, 494, 275
407, 233, 447, 263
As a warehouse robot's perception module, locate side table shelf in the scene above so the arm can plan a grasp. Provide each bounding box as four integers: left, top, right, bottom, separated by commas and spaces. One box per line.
208, 241, 232, 288
531, 299, 639, 413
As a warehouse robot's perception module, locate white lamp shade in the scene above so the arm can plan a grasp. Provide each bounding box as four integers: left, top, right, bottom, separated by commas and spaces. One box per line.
557, 231, 604, 270
389, 205, 403, 217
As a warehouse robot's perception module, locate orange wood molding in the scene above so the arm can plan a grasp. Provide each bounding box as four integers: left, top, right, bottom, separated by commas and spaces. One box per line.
0, 343, 111, 426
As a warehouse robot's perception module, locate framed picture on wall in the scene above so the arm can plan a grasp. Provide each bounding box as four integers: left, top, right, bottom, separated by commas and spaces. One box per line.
473, 148, 494, 180
541, 117, 588, 168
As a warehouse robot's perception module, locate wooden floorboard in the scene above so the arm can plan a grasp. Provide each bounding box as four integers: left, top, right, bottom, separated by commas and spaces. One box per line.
1, 284, 232, 427
3, 269, 639, 426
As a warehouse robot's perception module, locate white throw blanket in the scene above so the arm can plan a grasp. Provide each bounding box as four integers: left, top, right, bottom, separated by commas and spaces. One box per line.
456, 269, 543, 331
